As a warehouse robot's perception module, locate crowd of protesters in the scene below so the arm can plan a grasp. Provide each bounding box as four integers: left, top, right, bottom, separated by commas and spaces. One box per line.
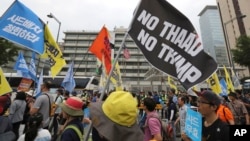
1, 80, 250, 141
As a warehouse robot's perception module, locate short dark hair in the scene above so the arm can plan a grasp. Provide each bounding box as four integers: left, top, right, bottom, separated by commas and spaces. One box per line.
43, 80, 52, 89
170, 88, 176, 94
143, 97, 156, 111
64, 90, 70, 96
15, 91, 26, 100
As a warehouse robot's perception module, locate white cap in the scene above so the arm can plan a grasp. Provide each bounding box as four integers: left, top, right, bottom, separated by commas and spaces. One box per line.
26, 90, 34, 96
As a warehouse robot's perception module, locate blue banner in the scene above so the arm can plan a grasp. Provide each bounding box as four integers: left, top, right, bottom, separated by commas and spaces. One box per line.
35, 69, 43, 98
29, 52, 37, 82
14, 52, 29, 78
0, 0, 44, 54
185, 108, 202, 141
61, 61, 76, 93
220, 78, 228, 96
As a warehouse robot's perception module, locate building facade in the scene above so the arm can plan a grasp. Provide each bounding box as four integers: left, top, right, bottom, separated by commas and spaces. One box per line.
216, 0, 250, 77
62, 27, 164, 92
198, 5, 229, 67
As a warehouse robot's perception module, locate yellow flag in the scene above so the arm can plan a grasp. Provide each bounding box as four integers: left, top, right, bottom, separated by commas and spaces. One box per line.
223, 66, 234, 92
207, 72, 222, 94
110, 61, 123, 91
41, 25, 66, 78
0, 68, 12, 96
168, 75, 177, 92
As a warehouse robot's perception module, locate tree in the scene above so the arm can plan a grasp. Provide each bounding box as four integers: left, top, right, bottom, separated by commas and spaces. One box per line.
231, 35, 250, 74
0, 37, 19, 66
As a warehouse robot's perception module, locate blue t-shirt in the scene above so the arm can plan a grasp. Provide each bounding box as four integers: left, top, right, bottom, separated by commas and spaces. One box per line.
82, 107, 90, 128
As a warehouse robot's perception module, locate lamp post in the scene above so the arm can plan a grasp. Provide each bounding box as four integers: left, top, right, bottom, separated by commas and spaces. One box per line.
47, 13, 61, 43
223, 14, 246, 74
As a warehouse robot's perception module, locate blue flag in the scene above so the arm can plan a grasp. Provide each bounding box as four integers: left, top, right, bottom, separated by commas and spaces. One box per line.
220, 78, 228, 96
0, 0, 44, 54
14, 52, 29, 78
61, 61, 76, 93
35, 69, 43, 98
28, 52, 37, 82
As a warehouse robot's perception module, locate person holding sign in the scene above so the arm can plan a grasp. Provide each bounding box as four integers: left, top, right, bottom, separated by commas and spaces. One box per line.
182, 90, 229, 141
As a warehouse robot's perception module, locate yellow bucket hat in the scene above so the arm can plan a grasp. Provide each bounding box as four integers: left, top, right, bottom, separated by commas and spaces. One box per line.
102, 91, 137, 127
90, 91, 143, 141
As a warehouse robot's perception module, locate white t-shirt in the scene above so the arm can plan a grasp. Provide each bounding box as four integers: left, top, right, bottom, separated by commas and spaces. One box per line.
17, 128, 51, 141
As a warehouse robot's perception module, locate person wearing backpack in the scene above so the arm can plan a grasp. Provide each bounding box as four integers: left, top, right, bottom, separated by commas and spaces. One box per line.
216, 97, 235, 125
143, 97, 163, 141
59, 97, 84, 141
30, 81, 54, 129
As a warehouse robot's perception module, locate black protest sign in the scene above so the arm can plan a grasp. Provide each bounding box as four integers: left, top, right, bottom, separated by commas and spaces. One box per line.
128, 0, 217, 90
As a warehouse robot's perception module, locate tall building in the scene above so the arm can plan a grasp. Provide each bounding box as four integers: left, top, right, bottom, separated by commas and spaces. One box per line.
216, 0, 250, 77
62, 27, 164, 92
198, 5, 229, 67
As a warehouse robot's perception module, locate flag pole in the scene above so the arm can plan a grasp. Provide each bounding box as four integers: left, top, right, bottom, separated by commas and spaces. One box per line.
73, 50, 90, 76
84, 32, 129, 141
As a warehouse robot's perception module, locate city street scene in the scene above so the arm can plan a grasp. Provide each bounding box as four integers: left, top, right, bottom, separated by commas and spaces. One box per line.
0, 0, 250, 141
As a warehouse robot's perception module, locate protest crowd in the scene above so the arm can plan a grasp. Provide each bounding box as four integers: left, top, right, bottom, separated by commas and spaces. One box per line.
1, 0, 250, 141
1, 81, 250, 141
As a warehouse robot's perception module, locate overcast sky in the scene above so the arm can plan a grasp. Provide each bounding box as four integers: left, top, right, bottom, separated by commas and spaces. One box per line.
1, 0, 216, 42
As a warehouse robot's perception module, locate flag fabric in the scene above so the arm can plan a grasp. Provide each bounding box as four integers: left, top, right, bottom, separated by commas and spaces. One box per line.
89, 26, 112, 75
0, 0, 44, 54
220, 78, 228, 96
14, 52, 30, 78
123, 44, 131, 59
96, 59, 102, 76
41, 24, 66, 78
207, 72, 222, 94
35, 69, 43, 98
0, 67, 12, 96
110, 61, 123, 91
168, 75, 177, 92
28, 52, 37, 82
61, 61, 76, 93
223, 66, 234, 92
231, 69, 241, 89
128, 0, 217, 90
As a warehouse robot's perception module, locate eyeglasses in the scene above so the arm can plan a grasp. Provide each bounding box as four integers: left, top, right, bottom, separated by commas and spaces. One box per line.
197, 100, 211, 105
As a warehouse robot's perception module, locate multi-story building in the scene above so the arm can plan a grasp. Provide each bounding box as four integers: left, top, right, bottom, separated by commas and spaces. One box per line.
216, 0, 250, 77
62, 27, 163, 92
198, 5, 229, 67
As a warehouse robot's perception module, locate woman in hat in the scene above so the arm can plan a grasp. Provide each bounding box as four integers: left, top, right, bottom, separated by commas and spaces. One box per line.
17, 112, 51, 141
89, 91, 143, 141
59, 97, 84, 141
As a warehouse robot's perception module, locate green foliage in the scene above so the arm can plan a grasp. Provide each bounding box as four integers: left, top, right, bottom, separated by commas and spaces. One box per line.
231, 35, 250, 72
0, 38, 19, 66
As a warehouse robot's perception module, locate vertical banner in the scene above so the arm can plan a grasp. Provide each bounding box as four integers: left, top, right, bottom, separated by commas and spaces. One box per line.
0, 67, 12, 96
110, 62, 123, 91
41, 25, 66, 77
207, 72, 222, 94
223, 66, 234, 92
128, 0, 217, 90
61, 61, 76, 93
